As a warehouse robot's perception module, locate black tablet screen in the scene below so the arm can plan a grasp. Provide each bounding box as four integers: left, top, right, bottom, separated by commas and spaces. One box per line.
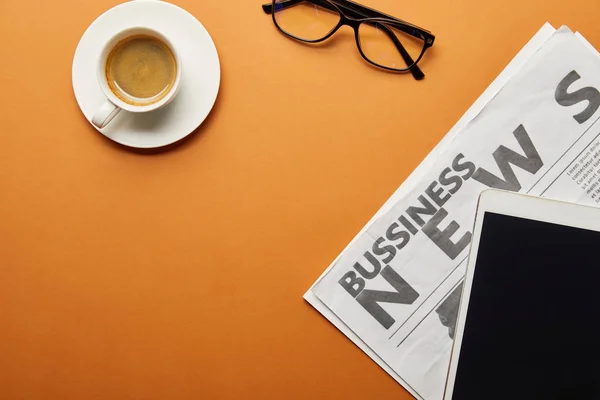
451, 212, 600, 400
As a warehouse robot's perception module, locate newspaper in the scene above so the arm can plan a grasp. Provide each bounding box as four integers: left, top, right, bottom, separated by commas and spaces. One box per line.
305, 25, 600, 400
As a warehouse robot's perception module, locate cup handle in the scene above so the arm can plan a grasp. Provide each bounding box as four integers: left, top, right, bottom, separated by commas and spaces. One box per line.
92, 100, 121, 129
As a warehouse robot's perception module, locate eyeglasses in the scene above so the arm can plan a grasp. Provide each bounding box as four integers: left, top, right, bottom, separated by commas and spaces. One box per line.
262, 0, 435, 80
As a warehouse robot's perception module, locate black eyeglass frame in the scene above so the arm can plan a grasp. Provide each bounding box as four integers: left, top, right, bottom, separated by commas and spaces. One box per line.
262, 0, 435, 80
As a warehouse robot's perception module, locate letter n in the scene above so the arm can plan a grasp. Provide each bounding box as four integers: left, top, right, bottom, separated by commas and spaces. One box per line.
356, 266, 419, 329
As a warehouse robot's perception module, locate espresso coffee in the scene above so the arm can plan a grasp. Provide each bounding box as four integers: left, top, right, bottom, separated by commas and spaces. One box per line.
105, 34, 177, 106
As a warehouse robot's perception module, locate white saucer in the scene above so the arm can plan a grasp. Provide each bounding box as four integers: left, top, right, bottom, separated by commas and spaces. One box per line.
72, 0, 220, 148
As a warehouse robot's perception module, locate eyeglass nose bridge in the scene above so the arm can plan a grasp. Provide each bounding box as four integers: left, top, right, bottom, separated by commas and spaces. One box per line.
327, 3, 363, 33
336, 16, 362, 33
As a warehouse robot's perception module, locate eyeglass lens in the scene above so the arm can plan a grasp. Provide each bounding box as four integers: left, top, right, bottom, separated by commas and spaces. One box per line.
273, 0, 341, 41
358, 22, 424, 70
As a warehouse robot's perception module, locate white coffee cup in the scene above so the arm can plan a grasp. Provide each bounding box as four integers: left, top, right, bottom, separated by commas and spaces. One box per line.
92, 27, 182, 129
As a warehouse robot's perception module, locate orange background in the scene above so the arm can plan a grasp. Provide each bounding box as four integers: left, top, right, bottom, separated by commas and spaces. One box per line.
1, 0, 599, 399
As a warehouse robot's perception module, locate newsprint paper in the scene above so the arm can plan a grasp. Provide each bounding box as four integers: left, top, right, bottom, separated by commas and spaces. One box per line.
305, 24, 600, 400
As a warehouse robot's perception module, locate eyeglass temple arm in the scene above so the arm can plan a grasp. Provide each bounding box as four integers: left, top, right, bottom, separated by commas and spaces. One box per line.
333, 0, 432, 34
262, 0, 424, 80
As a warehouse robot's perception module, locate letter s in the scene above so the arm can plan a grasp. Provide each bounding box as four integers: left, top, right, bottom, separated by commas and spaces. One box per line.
372, 237, 397, 264
439, 167, 462, 194
555, 70, 600, 124
452, 153, 476, 181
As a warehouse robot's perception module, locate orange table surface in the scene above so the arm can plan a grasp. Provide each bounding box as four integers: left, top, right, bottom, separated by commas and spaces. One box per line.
1, 0, 599, 399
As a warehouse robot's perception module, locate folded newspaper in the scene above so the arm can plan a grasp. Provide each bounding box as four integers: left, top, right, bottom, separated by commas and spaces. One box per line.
305, 23, 600, 400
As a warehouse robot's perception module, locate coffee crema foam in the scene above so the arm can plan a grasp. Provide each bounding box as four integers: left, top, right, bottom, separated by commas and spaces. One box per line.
105, 34, 177, 106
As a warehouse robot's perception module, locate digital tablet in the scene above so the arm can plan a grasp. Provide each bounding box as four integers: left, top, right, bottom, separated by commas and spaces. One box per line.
443, 190, 600, 400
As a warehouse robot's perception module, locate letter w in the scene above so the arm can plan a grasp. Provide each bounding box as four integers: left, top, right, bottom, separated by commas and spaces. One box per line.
472, 125, 543, 191
356, 266, 419, 329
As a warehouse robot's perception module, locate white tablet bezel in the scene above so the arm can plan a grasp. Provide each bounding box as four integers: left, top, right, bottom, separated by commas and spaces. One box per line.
443, 189, 600, 399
